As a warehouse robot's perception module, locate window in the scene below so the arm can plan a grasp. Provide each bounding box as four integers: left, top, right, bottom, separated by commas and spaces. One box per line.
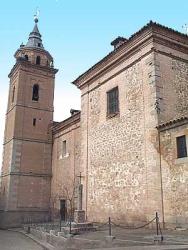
36, 56, 41, 65
62, 140, 67, 156
33, 118, 36, 126
107, 87, 119, 116
12, 86, 15, 103
38, 43, 41, 47
25, 55, 28, 61
32, 84, 39, 101
176, 135, 187, 158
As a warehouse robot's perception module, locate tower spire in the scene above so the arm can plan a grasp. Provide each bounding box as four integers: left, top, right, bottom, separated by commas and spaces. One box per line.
25, 12, 44, 49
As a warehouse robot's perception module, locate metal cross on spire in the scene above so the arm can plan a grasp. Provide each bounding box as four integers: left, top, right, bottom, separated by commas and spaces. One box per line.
34, 8, 40, 23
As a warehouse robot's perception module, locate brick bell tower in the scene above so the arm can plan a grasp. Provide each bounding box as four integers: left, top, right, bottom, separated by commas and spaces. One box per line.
0, 15, 58, 228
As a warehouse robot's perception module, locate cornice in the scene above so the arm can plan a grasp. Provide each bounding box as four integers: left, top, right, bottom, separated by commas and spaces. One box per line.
3, 137, 52, 146
73, 21, 188, 89
8, 59, 58, 78
1, 172, 52, 178
157, 117, 188, 132
14, 47, 53, 61
72, 28, 153, 89
52, 112, 81, 135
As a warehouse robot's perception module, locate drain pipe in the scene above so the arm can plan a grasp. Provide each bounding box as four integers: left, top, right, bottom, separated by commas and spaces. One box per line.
157, 128, 165, 229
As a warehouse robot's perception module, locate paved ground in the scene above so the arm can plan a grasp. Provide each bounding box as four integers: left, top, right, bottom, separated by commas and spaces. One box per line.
0, 230, 44, 250
71, 226, 188, 250
4, 224, 188, 250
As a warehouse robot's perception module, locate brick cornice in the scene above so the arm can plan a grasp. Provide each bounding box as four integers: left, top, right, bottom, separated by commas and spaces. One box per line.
73, 22, 188, 89
1, 172, 52, 178
72, 29, 153, 89
157, 117, 188, 132
52, 112, 80, 135
3, 137, 52, 145
8, 59, 58, 78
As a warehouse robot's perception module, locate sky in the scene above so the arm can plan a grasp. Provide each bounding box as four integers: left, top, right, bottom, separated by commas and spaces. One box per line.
0, 0, 188, 167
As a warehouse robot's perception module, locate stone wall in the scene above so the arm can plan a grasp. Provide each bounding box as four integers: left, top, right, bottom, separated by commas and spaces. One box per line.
80, 44, 164, 224
153, 52, 188, 124
159, 124, 188, 227
51, 116, 81, 219
78, 33, 188, 226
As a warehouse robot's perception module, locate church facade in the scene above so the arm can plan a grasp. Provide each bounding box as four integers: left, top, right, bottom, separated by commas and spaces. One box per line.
0, 18, 188, 228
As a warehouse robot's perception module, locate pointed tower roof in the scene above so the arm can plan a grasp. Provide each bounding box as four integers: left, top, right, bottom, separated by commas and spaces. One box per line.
25, 15, 44, 49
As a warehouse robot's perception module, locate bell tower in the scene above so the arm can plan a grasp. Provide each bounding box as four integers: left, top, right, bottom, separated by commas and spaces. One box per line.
0, 16, 58, 228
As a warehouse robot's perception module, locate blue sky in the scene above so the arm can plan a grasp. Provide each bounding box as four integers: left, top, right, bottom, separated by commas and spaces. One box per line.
0, 0, 188, 165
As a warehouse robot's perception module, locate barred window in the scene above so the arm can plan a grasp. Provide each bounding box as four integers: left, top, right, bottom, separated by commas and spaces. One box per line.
176, 135, 187, 158
107, 87, 119, 116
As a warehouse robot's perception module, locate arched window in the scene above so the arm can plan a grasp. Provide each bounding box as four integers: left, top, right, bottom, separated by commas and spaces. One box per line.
36, 56, 41, 65
12, 86, 15, 103
32, 84, 39, 101
25, 55, 29, 61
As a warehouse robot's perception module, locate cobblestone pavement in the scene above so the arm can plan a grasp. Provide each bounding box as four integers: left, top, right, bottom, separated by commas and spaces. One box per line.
0, 230, 44, 250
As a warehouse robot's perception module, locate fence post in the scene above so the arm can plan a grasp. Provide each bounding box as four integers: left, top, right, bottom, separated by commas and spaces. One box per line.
59, 218, 62, 232
156, 212, 159, 236
69, 217, 72, 234
108, 217, 112, 236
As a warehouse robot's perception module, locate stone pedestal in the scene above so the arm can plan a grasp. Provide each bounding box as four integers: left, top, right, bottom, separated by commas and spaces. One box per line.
74, 210, 85, 223
154, 235, 163, 244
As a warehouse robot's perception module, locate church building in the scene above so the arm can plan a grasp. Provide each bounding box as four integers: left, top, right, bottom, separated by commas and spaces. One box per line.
0, 17, 188, 229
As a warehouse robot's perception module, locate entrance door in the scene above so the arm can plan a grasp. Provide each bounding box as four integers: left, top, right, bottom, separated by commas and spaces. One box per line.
60, 199, 67, 221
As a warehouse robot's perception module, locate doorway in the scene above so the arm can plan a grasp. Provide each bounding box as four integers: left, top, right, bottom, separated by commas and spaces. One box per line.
60, 199, 67, 221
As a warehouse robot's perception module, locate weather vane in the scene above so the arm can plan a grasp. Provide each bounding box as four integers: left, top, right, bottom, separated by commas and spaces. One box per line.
34, 8, 40, 23
182, 24, 188, 35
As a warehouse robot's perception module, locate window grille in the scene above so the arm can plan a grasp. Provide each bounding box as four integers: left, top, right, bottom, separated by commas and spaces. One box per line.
176, 135, 187, 158
107, 87, 119, 116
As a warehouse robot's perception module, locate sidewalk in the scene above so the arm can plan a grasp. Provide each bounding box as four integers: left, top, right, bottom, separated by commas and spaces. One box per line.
84, 246, 188, 250
9, 226, 188, 250
8, 228, 56, 250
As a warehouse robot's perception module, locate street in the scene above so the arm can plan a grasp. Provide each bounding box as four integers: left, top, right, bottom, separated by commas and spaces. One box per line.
0, 230, 44, 250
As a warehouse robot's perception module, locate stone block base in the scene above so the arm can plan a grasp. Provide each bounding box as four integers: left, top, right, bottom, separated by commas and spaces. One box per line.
0, 210, 49, 229
105, 235, 116, 242
154, 235, 164, 244
74, 210, 85, 223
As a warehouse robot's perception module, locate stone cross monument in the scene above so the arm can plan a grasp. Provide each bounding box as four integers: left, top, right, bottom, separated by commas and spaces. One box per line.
74, 172, 85, 223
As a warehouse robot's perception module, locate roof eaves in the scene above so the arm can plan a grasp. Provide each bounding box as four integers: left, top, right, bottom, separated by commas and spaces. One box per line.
157, 117, 188, 131
72, 21, 188, 88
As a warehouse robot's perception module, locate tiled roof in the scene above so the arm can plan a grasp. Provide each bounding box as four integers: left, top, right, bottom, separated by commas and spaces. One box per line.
157, 117, 188, 131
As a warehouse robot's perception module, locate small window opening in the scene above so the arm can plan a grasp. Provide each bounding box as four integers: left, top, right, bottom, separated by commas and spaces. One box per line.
32, 84, 39, 101
12, 86, 15, 103
62, 140, 67, 156
38, 43, 41, 47
33, 118, 36, 126
107, 87, 119, 116
176, 135, 187, 158
25, 55, 28, 61
36, 56, 41, 65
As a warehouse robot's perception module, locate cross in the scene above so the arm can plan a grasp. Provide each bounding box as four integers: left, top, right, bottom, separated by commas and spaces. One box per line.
77, 172, 84, 184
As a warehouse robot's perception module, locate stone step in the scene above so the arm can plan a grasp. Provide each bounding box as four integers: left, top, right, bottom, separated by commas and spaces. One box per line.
62, 225, 96, 235
70, 222, 94, 229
